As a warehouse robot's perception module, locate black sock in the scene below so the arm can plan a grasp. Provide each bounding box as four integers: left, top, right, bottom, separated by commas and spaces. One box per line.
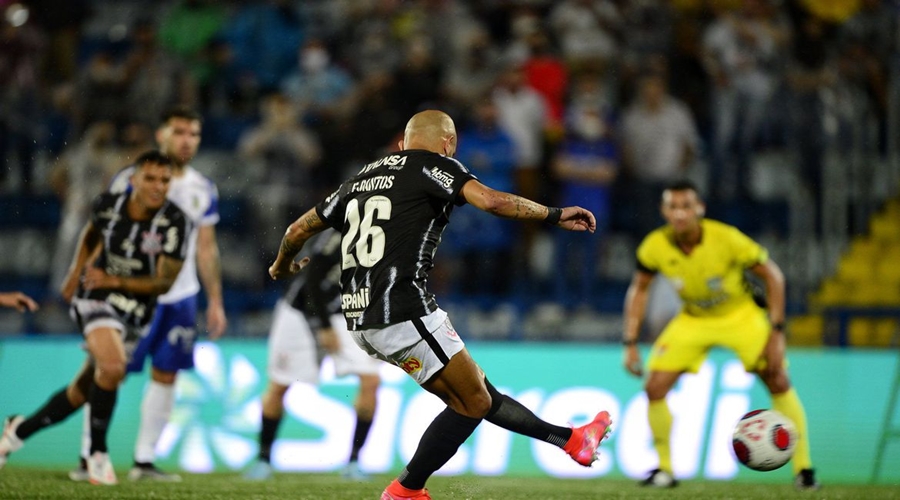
484, 378, 572, 448
399, 408, 481, 490
259, 415, 282, 463
88, 384, 118, 454
16, 387, 78, 440
349, 417, 373, 463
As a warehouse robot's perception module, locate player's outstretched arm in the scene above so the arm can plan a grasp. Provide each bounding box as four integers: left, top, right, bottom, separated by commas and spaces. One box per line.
622, 270, 655, 377
269, 207, 328, 280
0, 292, 39, 312
460, 179, 596, 232
197, 224, 227, 339
749, 259, 787, 377
60, 221, 102, 303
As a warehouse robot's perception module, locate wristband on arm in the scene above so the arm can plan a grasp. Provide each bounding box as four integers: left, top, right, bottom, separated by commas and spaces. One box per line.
544, 207, 562, 225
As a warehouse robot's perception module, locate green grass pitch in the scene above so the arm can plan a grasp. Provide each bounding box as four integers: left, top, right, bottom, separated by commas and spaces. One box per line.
1, 467, 899, 499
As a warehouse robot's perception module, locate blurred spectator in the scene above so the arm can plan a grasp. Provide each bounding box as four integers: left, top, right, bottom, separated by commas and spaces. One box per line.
702, 0, 786, 201
0, 5, 44, 193
159, 0, 229, 82
391, 36, 444, 121
238, 92, 322, 265
403, 0, 475, 61
492, 62, 548, 265
616, 0, 676, 105
281, 38, 355, 124
47, 122, 124, 296
521, 30, 569, 134
195, 38, 244, 116
667, 19, 712, 135
281, 37, 356, 190
444, 27, 502, 109
445, 98, 520, 295
27, 0, 90, 85
68, 47, 126, 135
619, 0, 675, 67
621, 71, 699, 237
340, 0, 403, 78
121, 18, 197, 128
839, 0, 892, 150
549, 0, 621, 68
551, 74, 618, 304
493, 62, 547, 180
342, 71, 405, 171
221, 0, 305, 92
785, 12, 834, 227
841, 0, 895, 61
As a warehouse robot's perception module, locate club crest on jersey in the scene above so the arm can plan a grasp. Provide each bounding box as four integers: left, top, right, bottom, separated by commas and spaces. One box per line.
140, 230, 163, 254
399, 356, 422, 374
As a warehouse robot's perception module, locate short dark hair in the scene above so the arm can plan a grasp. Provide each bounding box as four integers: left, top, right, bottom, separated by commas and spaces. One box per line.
160, 106, 202, 126
134, 150, 173, 169
664, 179, 701, 197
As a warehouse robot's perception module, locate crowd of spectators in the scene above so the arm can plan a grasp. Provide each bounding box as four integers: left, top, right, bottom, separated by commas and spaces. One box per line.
0, 0, 896, 321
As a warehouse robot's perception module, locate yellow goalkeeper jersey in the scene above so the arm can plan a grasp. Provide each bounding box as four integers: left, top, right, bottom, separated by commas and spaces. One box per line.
636, 219, 768, 317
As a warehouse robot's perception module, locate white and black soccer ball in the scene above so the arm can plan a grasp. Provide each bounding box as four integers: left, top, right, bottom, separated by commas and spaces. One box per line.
731, 409, 797, 471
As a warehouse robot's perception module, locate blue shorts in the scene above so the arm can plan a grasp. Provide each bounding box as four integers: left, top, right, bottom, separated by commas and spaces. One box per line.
127, 295, 198, 373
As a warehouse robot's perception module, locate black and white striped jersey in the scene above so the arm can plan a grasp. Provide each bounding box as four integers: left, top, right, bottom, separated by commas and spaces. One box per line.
316, 149, 477, 330
283, 230, 343, 331
78, 192, 190, 327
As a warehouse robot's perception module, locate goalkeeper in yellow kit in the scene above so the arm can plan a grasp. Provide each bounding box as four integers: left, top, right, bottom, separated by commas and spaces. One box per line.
622, 180, 818, 490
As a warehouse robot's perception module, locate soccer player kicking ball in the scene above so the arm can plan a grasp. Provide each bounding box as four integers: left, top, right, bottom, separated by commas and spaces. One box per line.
0, 151, 189, 485
622, 180, 818, 490
244, 230, 384, 481
270, 110, 611, 500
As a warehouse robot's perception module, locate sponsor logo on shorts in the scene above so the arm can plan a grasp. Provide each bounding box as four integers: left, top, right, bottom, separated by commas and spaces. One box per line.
399, 357, 422, 374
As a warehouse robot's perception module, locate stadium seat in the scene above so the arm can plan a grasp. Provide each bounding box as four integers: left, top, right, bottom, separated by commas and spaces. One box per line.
786, 315, 824, 346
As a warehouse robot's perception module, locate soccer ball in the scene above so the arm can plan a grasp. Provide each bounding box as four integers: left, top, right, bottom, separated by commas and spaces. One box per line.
731, 409, 797, 471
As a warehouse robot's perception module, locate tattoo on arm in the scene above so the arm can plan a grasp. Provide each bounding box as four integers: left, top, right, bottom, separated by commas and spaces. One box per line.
507, 194, 544, 220
119, 256, 184, 295
280, 236, 301, 257
301, 211, 323, 232
159, 255, 183, 283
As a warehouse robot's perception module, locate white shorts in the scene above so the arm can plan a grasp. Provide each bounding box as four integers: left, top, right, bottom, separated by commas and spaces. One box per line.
267, 300, 381, 386
350, 308, 465, 385
69, 298, 143, 359
70, 298, 127, 337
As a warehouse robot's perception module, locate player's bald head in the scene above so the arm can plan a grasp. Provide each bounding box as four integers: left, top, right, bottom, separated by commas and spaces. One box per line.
400, 110, 457, 157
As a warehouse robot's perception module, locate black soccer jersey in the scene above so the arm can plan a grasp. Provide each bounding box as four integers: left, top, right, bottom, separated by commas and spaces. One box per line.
78, 192, 190, 328
316, 149, 477, 330
284, 230, 342, 331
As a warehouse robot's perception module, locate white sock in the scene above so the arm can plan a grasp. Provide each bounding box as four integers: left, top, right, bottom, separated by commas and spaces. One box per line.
134, 380, 175, 464
80, 403, 91, 460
